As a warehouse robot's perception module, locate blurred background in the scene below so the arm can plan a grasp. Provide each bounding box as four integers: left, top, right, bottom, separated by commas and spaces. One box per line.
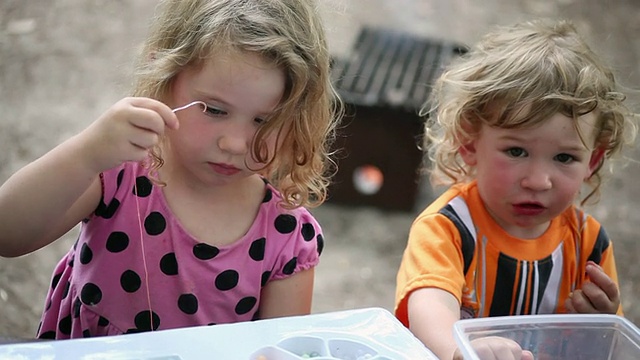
0, 0, 639, 339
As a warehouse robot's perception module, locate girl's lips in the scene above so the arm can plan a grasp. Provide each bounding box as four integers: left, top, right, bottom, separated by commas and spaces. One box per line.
210, 163, 240, 176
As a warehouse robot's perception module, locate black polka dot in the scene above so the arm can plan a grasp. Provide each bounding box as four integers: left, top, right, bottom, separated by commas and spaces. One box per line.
68, 256, 74, 268
283, 257, 297, 275
73, 298, 82, 318
46, 299, 52, 311
95, 197, 120, 219
39, 331, 56, 340
317, 234, 324, 255
116, 169, 125, 188
301, 223, 315, 241
178, 294, 198, 315
144, 212, 166, 236
106, 232, 129, 253
58, 315, 72, 335
79, 243, 93, 264
262, 188, 273, 203
62, 281, 70, 299
193, 243, 219, 260
51, 273, 62, 290
274, 214, 297, 234
235, 296, 257, 315
134, 310, 160, 331
133, 176, 153, 197
160, 253, 179, 275
80, 283, 102, 306
82, 329, 91, 338
251, 311, 260, 321
249, 238, 266, 261
98, 316, 109, 327
120, 270, 141, 292
215, 270, 239, 291
261, 271, 271, 287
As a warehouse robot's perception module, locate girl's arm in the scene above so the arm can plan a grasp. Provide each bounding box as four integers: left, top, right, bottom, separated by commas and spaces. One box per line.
0, 97, 178, 257
0, 138, 104, 257
258, 268, 315, 319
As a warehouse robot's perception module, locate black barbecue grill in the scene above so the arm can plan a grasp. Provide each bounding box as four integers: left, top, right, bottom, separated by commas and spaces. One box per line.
328, 27, 466, 211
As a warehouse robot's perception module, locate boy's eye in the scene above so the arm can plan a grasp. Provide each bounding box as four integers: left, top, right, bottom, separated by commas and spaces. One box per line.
555, 153, 576, 164
506, 147, 527, 157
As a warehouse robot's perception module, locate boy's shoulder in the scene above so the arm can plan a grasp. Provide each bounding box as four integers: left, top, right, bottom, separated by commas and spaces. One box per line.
419, 181, 479, 217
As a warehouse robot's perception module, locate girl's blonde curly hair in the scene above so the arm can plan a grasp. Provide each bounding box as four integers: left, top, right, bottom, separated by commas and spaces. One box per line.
421, 19, 636, 205
131, 0, 343, 209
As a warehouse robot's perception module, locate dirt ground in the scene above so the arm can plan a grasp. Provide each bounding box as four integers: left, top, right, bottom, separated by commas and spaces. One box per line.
1, 0, 639, 341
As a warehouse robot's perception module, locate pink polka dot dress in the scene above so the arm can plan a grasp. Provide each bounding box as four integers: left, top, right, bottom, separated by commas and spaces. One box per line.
36, 162, 323, 339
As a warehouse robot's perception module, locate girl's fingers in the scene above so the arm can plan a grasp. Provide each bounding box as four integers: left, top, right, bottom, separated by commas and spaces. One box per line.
129, 97, 180, 130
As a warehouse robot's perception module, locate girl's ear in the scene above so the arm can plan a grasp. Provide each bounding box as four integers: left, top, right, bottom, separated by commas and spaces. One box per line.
459, 140, 478, 167
586, 147, 605, 179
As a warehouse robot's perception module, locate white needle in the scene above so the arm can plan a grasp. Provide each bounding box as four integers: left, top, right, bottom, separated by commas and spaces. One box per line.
171, 100, 207, 113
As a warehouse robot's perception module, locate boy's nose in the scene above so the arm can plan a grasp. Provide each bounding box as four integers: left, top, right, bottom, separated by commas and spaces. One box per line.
520, 163, 552, 191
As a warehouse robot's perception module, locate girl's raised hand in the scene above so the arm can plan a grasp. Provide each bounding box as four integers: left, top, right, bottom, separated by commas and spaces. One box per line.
78, 97, 179, 172
565, 261, 621, 314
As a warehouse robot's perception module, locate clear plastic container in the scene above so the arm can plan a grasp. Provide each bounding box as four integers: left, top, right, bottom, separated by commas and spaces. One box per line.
453, 314, 640, 360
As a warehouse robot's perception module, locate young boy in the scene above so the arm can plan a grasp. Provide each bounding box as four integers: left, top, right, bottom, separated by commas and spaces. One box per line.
395, 19, 635, 360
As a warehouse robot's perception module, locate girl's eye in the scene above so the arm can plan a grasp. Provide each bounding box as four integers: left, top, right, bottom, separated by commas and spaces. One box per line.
204, 105, 226, 116
555, 153, 576, 164
506, 147, 527, 158
254, 118, 266, 125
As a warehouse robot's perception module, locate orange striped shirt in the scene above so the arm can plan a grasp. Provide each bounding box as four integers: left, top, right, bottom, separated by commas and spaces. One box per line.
395, 181, 622, 327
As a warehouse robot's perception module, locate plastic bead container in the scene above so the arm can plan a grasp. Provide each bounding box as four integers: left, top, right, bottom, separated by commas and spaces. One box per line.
0, 308, 437, 359
250, 334, 397, 359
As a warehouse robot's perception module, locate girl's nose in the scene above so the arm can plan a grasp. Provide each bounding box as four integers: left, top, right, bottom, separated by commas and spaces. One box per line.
520, 163, 552, 191
217, 123, 252, 155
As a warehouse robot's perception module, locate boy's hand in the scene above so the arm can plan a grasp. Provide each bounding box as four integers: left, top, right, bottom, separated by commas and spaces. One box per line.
453, 336, 534, 360
565, 261, 620, 314
78, 97, 179, 172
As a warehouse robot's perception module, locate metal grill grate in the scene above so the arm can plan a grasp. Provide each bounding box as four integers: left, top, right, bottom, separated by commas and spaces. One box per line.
332, 27, 467, 112
327, 27, 467, 211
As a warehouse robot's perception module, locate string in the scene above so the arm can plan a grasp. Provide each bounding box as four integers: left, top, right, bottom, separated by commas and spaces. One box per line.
134, 179, 153, 331
134, 100, 207, 332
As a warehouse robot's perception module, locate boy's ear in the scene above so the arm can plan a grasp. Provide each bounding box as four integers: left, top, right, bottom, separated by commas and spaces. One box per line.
459, 140, 478, 167
586, 147, 605, 179
458, 116, 479, 166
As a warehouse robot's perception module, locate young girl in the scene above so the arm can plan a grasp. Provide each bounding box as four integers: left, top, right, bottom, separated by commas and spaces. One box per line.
0, 0, 342, 339
395, 19, 637, 359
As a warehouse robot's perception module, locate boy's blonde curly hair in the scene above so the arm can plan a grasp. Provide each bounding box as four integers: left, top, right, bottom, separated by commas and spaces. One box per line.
421, 19, 636, 205
131, 0, 343, 209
